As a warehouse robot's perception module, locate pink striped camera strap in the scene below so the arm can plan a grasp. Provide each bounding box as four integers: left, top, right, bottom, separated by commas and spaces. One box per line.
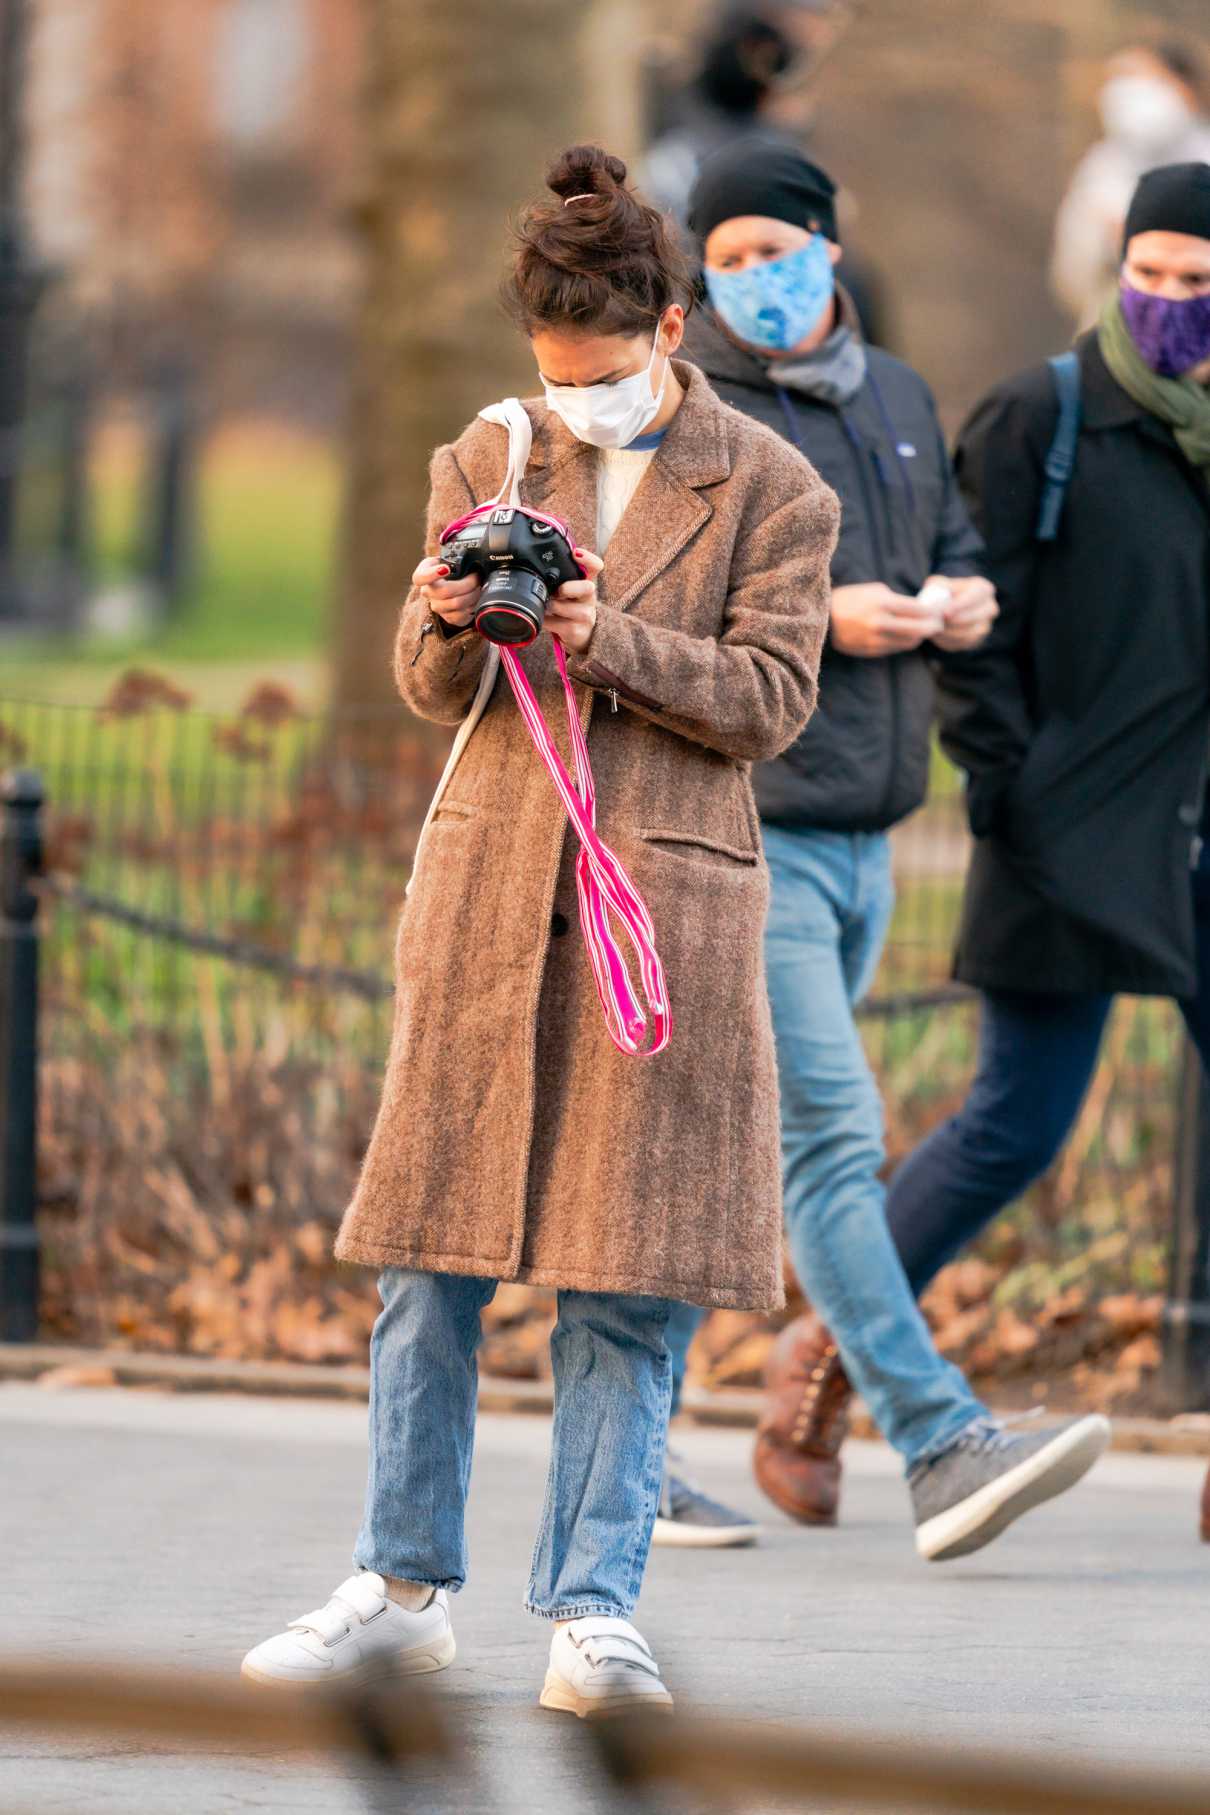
499, 641, 672, 1058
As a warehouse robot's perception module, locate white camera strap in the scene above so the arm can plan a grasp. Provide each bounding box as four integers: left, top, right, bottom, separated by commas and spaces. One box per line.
408, 399, 529, 889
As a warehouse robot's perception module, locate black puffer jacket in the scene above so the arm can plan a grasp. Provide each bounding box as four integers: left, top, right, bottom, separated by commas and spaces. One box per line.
683, 307, 983, 830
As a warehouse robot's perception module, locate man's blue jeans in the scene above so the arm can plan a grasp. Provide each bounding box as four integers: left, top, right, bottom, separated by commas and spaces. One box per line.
667, 825, 986, 1469
355, 1269, 673, 1619
887, 852, 1210, 1291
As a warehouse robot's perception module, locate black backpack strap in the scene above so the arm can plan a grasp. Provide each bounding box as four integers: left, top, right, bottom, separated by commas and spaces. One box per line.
1035, 350, 1082, 542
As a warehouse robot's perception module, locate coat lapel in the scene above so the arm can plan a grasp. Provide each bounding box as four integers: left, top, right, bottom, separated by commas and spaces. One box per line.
520, 361, 731, 615
595, 461, 713, 612
522, 439, 597, 561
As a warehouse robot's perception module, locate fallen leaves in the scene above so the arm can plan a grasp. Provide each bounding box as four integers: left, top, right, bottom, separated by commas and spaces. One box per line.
37, 1364, 119, 1391
33, 1026, 1173, 1411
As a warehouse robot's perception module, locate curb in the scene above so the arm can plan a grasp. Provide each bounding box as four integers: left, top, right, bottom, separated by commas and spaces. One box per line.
1, 1343, 1207, 1458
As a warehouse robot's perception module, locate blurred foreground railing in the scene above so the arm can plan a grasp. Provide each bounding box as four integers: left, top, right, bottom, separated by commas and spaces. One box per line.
3, 1661, 1210, 1814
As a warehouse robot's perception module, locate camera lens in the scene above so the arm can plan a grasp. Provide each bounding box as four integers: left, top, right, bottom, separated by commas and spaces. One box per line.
475, 569, 548, 647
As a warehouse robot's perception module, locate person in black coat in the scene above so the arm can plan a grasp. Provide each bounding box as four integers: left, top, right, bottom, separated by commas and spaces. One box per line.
886, 165, 1210, 1329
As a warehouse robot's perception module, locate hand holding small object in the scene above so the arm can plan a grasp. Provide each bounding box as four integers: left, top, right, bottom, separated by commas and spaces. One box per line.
928, 574, 1000, 653
830, 581, 948, 657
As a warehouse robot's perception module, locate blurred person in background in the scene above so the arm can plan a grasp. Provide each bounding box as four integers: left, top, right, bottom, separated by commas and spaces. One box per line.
638, 1, 890, 345
652, 139, 1108, 1564
882, 160, 1210, 1538
639, 0, 842, 219
242, 144, 838, 1714
1052, 40, 1210, 329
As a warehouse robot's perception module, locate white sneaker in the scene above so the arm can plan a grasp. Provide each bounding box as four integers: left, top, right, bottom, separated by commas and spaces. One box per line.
539, 1616, 674, 1719
241, 1571, 455, 1688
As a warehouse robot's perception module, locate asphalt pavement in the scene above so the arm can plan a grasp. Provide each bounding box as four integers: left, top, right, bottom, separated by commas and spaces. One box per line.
1, 1383, 1207, 1812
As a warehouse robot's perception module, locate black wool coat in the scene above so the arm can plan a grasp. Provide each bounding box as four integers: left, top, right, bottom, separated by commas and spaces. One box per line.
942, 331, 1210, 998
683, 307, 983, 831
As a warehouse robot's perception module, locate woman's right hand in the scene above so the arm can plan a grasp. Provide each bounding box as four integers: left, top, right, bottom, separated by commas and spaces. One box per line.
414, 554, 482, 630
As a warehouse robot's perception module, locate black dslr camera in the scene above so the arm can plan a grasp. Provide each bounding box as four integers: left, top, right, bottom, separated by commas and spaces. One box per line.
439, 505, 584, 647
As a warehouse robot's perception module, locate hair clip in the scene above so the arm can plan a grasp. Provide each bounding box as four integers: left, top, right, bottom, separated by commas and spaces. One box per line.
563, 193, 595, 206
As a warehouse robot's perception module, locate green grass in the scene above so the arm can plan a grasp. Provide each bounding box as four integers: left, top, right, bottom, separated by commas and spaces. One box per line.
4, 423, 339, 709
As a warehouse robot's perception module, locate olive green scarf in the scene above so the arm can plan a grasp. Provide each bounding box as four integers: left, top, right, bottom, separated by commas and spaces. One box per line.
1098, 291, 1210, 491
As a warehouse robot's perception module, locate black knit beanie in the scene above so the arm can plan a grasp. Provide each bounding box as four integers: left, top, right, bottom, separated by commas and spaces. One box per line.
688, 139, 839, 246
1123, 162, 1210, 251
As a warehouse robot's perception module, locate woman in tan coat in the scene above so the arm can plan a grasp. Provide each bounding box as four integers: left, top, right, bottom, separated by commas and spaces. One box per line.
244, 145, 837, 1714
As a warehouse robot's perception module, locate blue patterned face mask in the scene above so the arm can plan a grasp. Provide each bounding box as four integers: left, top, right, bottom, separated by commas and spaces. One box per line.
704, 234, 835, 354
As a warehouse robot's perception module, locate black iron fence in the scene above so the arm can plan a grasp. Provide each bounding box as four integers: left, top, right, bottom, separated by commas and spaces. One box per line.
0, 688, 1208, 1405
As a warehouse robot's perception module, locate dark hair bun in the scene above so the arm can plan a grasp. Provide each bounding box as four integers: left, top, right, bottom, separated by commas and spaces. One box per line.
546, 144, 628, 204
503, 143, 693, 338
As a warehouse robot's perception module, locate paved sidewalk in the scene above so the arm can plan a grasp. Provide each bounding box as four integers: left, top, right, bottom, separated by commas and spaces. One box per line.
0, 1383, 1207, 1812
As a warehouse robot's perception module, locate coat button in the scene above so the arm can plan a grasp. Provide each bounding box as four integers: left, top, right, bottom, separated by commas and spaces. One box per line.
1179, 803, 1201, 828
551, 911, 570, 938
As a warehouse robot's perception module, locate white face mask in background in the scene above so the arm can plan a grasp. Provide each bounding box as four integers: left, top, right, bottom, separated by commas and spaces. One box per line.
1099, 75, 1193, 154
543, 328, 668, 450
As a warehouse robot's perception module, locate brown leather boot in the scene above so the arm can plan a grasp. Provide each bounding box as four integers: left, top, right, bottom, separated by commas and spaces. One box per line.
753, 1313, 853, 1526
1201, 1460, 1210, 1542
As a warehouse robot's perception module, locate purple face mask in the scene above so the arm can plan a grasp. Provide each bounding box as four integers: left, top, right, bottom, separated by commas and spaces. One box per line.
1120, 282, 1210, 378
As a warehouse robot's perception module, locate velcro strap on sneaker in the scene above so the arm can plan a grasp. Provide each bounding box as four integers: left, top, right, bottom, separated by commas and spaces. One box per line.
289, 1573, 385, 1640
567, 1618, 660, 1674
567, 1617, 650, 1653
331, 1572, 389, 1619
288, 1602, 353, 1643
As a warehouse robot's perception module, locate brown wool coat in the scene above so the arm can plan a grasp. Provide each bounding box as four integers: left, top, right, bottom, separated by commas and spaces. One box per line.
335, 362, 839, 1310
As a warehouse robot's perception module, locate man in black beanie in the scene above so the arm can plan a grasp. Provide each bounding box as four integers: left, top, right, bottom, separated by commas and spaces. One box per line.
882, 160, 1210, 1537
654, 138, 1110, 1563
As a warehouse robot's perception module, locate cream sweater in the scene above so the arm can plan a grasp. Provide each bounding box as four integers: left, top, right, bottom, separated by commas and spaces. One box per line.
595, 446, 658, 555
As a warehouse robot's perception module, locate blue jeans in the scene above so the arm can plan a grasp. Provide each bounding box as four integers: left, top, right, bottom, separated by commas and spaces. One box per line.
667, 826, 986, 1468
887, 856, 1210, 1290
354, 1269, 673, 1620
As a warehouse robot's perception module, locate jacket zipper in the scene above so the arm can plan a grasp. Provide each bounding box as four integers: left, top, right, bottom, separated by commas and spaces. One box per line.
581, 659, 662, 716
780, 382, 910, 825
839, 410, 903, 823
1188, 738, 1209, 869
883, 662, 901, 825
410, 619, 437, 665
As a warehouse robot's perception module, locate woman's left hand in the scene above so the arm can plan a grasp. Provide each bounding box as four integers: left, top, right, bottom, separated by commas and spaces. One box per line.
546, 548, 603, 655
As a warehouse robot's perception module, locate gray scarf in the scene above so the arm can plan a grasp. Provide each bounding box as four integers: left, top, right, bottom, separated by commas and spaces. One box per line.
772, 321, 868, 408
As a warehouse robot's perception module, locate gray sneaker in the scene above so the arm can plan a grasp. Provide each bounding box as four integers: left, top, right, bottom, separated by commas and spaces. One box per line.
651, 1455, 761, 1549
910, 1414, 1110, 1563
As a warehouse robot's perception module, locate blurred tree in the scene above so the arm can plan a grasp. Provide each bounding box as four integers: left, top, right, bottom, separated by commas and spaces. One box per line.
332, 0, 638, 711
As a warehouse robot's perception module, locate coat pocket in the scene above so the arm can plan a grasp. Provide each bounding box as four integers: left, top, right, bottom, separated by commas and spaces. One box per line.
409, 797, 483, 901
640, 827, 761, 870
1001, 719, 1072, 850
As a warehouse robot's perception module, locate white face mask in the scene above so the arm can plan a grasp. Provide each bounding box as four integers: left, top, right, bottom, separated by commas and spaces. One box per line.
543, 328, 668, 449
1099, 75, 1193, 153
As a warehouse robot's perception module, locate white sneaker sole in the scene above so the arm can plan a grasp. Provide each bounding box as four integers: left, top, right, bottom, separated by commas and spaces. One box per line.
241, 1630, 456, 1689
539, 1668, 674, 1720
651, 1515, 760, 1549
916, 1415, 1110, 1563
